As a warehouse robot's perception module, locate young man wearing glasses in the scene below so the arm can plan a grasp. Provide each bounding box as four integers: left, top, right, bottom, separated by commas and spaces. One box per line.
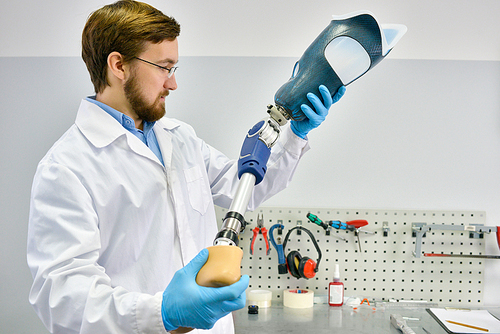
27, 1, 345, 334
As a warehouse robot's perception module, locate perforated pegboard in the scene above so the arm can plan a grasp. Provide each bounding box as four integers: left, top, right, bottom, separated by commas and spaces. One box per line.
215, 206, 488, 306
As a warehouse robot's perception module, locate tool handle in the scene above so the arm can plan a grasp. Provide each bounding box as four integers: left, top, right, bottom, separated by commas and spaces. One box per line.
306, 213, 329, 230
268, 224, 282, 250
329, 220, 349, 230
268, 224, 287, 270
497, 226, 500, 250
269, 224, 286, 265
261, 227, 270, 255
275, 240, 287, 274
346, 219, 369, 229
249, 228, 259, 255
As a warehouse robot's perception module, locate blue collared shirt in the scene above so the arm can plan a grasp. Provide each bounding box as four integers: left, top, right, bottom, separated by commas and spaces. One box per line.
85, 97, 164, 165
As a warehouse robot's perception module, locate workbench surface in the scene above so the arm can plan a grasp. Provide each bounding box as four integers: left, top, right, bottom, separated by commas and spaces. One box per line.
233, 303, 500, 334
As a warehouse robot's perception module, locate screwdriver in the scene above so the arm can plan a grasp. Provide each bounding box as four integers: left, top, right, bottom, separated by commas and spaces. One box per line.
306, 213, 329, 230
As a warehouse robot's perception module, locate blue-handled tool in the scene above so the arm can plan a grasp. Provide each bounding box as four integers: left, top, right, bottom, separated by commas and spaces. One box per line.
329, 220, 356, 231
269, 223, 287, 274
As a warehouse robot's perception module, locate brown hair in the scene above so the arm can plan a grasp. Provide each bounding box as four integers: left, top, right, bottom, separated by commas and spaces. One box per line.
82, 0, 180, 93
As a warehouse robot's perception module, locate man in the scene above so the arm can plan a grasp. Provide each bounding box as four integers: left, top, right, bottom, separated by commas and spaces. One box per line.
27, 1, 345, 333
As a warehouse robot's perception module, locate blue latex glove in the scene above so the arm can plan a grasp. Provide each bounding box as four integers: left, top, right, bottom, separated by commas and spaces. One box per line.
291, 85, 346, 139
161, 249, 249, 331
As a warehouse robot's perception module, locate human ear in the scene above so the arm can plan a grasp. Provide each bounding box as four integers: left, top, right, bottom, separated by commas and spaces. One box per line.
107, 51, 127, 81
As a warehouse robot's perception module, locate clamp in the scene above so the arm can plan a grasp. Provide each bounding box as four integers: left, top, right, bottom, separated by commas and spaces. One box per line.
250, 214, 270, 255
412, 223, 500, 258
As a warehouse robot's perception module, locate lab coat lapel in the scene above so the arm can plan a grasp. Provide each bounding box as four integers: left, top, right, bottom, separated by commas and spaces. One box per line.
76, 99, 163, 166
125, 135, 162, 166
154, 118, 178, 171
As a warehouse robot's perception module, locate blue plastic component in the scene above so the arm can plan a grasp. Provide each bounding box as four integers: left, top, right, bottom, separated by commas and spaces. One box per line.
248, 121, 263, 136
269, 224, 286, 266
274, 11, 406, 121
330, 220, 347, 230
237, 121, 271, 185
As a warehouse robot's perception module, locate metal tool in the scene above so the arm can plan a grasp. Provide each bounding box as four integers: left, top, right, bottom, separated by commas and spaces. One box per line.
424, 253, 500, 259
412, 223, 500, 258
390, 314, 416, 334
306, 213, 372, 249
306, 213, 345, 240
268, 223, 287, 274
307, 213, 368, 232
306, 213, 330, 230
250, 214, 270, 255
333, 219, 375, 243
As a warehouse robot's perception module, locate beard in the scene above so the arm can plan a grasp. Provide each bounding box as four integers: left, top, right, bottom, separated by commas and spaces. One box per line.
124, 70, 168, 123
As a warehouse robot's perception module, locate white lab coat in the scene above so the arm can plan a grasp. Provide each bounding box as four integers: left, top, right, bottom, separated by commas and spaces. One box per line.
27, 99, 309, 334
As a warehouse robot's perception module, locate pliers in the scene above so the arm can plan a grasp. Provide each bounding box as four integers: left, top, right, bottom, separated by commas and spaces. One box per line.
250, 214, 270, 255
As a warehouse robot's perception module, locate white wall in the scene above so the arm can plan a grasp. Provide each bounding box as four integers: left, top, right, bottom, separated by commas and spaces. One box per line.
1, 1, 500, 333
2, 0, 500, 60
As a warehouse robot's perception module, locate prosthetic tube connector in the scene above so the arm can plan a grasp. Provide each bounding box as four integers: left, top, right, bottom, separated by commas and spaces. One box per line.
200, 108, 285, 288
214, 211, 246, 246
267, 104, 290, 126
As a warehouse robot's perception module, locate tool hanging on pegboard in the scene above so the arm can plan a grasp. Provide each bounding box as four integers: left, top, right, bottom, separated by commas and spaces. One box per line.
268, 223, 287, 274
412, 223, 500, 258
249, 213, 270, 255
306, 213, 374, 251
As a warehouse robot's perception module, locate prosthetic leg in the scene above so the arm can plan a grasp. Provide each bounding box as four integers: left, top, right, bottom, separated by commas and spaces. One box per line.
196, 11, 406, 287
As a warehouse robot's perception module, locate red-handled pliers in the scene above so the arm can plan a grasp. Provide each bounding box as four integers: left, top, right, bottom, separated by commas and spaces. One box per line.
496, 226, 500, 252
250, 214, 270, 255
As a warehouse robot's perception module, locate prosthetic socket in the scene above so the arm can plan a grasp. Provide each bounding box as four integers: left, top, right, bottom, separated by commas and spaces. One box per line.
275, 10, 407, 121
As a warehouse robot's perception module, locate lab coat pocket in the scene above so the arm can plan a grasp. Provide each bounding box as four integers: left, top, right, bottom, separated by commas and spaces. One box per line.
183, 166, 210, 215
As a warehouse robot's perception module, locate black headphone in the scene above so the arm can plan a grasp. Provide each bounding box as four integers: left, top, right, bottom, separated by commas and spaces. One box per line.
282, 226, 322, 279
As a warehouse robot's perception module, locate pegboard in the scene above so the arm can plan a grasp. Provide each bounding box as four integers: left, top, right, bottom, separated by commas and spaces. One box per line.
215, 206, 488, 306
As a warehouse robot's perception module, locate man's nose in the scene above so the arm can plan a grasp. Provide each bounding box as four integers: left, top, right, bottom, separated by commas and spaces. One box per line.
165, 74, 177, 91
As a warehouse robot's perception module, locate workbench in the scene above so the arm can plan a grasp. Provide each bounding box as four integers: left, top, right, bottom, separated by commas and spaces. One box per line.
233, 303, 500, 334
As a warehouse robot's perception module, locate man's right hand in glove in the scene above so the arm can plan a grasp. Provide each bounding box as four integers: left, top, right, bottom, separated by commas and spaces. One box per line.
161, 248, 249, 331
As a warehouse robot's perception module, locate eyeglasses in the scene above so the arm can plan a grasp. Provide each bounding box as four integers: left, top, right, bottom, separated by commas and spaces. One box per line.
134, 57, 178, 78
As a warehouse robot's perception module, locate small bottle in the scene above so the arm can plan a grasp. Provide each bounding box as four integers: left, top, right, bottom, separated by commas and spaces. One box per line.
328, 264, 344, 306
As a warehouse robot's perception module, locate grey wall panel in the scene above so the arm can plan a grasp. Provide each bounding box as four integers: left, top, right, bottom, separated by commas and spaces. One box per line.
2, 56, 500, 333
